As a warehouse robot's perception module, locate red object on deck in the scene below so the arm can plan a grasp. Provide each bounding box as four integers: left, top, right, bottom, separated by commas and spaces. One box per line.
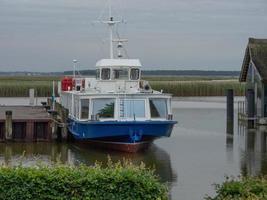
61, 77, 73, 91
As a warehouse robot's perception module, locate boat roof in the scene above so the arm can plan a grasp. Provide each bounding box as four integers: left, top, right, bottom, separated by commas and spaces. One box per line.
96, 59, 142, 68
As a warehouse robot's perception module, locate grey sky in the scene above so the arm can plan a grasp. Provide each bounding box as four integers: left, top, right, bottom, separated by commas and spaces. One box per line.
0, 0, 267, 72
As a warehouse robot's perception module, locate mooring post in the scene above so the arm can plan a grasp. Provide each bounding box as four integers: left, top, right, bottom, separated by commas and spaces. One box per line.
5, 111, 12, 140
226, 89, 234, 134
61, 106, 69, 141
247, 89, 255, 129
47, 98, 52, 107
49, 111, 58, 141
29, 88, 35, 106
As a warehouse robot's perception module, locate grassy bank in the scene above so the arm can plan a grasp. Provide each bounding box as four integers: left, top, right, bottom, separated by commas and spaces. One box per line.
0, 76, 60, 97
0, 76, 244, 97
206, 176, 267, 200
143, 76, 238, 81
150, 80, 245, 96
0, 161, 167, 200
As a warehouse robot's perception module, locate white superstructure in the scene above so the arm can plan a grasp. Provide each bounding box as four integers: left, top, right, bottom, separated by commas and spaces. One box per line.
60, 2, 173, 124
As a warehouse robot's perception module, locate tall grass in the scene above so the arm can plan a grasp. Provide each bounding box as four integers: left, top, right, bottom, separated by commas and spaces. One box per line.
0, 76, 245, 97
0, 76, 59, 97
150, 80, 245, 96
143, 76, 238, 81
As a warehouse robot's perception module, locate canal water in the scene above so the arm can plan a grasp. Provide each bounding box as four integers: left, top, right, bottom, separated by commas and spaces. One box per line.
0, 97, 265, 200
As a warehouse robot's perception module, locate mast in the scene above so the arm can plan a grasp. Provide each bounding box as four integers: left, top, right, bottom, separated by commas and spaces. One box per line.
101, 0, 121, 59
73, 59, 77, 78
108, 0, 113, 59
109, 18, 114, 59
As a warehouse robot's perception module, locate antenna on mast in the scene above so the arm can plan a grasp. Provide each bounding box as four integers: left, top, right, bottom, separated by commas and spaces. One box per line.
96, 0, 121, 59
113, 38, 128, 58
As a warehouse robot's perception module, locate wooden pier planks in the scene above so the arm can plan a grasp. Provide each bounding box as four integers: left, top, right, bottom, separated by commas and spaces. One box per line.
0, 106, 52, 142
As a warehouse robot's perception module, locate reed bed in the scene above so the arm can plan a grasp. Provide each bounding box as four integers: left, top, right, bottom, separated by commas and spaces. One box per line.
0, 76, 59, 97
150, 80, 245, 96
143, 76, 238, 81
0, 76, 244, 97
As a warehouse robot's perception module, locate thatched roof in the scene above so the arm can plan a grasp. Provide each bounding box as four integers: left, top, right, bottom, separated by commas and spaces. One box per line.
239, 38, 267, 82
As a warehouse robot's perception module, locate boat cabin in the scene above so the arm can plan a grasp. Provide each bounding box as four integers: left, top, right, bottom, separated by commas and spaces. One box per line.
61, 93, 173, 122
60, 58, 173, 122
239, 38, 267, 118
96, 59, 141, 81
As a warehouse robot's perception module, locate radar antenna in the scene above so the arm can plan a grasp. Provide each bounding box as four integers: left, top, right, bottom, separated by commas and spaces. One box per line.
94, 0, 129, 59
113, 38, 128, 58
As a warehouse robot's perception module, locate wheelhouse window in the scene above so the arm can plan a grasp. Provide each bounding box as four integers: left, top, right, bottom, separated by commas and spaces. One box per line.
80, 99, 89, 119
120, 99, 145, 118
96, 69, 100, 79
149, 99, 167, 118
113, 68, 129, 80
101, 68, 110, 80
92, 98, 115, 118
130, 68, 140, 80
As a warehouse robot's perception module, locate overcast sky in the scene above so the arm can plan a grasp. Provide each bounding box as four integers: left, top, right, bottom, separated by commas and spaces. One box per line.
0, 0, 267, 72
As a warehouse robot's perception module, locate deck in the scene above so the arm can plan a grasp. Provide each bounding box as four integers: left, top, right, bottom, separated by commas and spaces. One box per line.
0, 106, 50, 121
0, 106, 52, 142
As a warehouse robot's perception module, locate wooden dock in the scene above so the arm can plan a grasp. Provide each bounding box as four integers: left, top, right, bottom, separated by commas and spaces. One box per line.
0, 106, 52, 142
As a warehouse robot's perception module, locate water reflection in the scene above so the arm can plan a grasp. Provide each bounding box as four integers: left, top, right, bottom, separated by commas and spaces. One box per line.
237, 126, 267, 176
0, 142, 177, 191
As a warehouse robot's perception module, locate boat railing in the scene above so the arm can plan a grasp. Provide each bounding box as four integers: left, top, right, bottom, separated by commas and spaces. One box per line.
91, 114, 100, 121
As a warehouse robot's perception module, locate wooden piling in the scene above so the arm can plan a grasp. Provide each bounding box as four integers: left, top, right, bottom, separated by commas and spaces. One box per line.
29, 89, 35, 106
25, 121, 34, 142
5, 111, 12, 140
226, 89, 234, 134
247, 89, 255, 129
0, 106, 52, 142
61, 106, 69, 141
50, 111, 58, 141
53, 102, 69, 141
47, 98, 52, 107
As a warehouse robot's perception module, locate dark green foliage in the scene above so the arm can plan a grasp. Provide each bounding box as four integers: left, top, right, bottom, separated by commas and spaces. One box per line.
206, 176, 267, 200
98, 102, 115, 118
0, 162, 167, 200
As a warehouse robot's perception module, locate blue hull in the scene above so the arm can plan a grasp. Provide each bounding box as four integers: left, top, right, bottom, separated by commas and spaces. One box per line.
68, 119, 177, 143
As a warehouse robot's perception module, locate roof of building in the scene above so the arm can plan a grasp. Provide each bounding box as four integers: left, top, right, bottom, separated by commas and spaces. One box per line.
96, 59, 142, 68
240, 38, 267, 82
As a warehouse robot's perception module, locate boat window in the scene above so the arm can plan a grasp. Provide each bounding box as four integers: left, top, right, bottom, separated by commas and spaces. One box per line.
149, 99, 167, 118
92, 98, 115, 118
96, 69, 100, 79
130, 68, 140, 80
101, 68, 110, 80
113, 68, 129, 80
80, 99, 89, 119
120, 99, 145, 118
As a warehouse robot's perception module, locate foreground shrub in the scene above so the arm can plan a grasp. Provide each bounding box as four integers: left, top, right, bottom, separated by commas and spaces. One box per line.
206, 176, 267, 200
0, 161, 167, 200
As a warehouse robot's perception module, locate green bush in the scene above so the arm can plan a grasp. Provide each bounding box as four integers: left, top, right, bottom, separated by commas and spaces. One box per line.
0, 161, 167, 200
206, 176, 267, 200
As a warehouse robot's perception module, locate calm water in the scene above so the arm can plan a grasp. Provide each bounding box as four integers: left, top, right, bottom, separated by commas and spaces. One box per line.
0, 97, 265, 200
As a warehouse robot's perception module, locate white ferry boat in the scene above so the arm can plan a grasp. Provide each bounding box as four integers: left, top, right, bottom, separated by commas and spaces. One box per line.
59, 6, 177, 152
